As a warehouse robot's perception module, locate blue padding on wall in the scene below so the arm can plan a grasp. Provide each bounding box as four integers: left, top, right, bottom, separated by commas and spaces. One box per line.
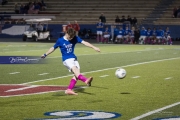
0, 24, 180, 39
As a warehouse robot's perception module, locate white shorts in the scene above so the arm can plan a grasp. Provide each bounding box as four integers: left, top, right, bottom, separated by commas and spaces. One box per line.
97, 31, 103, 35
117, 35, 123, 38
63, 58, 80, 72
156, 36, 162, 39
124, 35, 129, 38
103, 34, 110, 38
139, 36, 146, 40
130, 36, 134, 38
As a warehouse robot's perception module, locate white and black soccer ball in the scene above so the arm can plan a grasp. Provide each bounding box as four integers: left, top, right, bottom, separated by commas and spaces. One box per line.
115, 68, 126, 79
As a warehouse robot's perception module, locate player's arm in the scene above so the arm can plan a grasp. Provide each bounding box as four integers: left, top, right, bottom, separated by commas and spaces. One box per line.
81, 41, 100, 52
41, 47, 55, 58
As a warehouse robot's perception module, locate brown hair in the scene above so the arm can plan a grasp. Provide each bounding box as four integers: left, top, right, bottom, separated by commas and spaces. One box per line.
66, 28, 76, 38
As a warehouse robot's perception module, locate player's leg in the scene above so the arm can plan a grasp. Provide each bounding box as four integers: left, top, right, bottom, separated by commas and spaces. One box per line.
100, 31, 103, 43
96, 31, 100, 43
71, 66, 93, 86
168, 36, 172, 45
63, 59, 93, 95
65, 76, 78, 95
131, 36, 134, 44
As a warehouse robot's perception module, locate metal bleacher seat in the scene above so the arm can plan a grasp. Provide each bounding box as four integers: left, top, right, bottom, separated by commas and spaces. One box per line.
154, 0, 180, 25
1, 0, 160, 24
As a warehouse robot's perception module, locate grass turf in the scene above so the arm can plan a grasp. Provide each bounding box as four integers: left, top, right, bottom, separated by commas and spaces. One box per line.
0, 43, 180, 120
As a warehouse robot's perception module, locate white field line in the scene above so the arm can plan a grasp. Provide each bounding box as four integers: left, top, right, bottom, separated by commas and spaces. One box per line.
5, 85, 37, 92
21, 57, 180, 85
132, 76, 140, 79
9, 72, 20, 75
99, 75, 109, 78
130, 102, 180, 120
1, 86, 87, 97
38, 73, 49, 76
0, 49, 47, 53
47, 48, 166, 59
0, 48, 168, 58
165, 77, 173, 80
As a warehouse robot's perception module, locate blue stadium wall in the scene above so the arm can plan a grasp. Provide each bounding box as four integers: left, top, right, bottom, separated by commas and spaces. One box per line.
0, 24, 180, 39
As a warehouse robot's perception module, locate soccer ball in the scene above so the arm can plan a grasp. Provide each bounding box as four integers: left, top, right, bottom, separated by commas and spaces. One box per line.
115, 68, 126, 79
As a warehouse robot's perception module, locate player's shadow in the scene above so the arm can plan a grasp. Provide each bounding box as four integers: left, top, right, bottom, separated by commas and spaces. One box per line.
75, 87, 95, 95
90, 86, 108, 89
120, 92, 131, 94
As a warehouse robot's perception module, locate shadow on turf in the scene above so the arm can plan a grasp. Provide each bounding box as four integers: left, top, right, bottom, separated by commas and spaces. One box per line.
90, 86, 108, 89
52, 85, 109, 96
75, 88, 95, 95
120, 92, 131, 94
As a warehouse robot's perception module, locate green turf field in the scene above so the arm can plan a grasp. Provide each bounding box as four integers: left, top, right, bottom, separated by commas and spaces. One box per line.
0, 42, 180, 120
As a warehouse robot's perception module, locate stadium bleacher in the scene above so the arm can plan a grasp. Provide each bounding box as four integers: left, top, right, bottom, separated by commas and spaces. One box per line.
0, 0, 161, 24
154, 0, 180, 25
0, 0, 180, 40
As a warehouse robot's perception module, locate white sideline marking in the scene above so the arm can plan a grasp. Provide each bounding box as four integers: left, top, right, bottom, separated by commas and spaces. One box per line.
5, 85, 37, 92
21, 57, 180, 85
173, 53, 177, 54
1, 49, 47, 53
100, 75, 109, 78
9, 72, 20, 74
1, 86, 87, 97
47, 48, 166, 59
130, 102, 180, 120
38, 73, 49, 76
132, 76, 140, 79
165, 77, 173, 80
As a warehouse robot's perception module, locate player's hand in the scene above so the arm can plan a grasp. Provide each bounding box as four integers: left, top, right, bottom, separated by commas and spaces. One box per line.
41, 54, 47, 59
94, 47, 100, 52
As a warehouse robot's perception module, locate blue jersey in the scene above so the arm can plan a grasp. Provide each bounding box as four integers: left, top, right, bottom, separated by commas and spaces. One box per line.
96, 22, 104, 31
118, 29, 124, 35
152, 30, 157, 36
164, 30, 170, 37
140, 30, 147, 36
130, 30, 134, 36
147, 30, 152, 37
114, 28, 119, 36
104, 29, 110, 34
156, 30, 164, 37
124, 29, 131, 35
53, 36, 82, 61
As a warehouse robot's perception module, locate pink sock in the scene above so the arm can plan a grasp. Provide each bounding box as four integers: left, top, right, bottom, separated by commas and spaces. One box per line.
68, 79, 77, 90
78, 74, 87, 82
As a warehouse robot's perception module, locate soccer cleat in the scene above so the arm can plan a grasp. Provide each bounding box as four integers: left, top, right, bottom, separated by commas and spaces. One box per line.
85, 77, 93, 86
65, 89, 78, 95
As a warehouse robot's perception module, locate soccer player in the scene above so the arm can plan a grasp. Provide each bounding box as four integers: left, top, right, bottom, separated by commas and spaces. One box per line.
129, 26, 135, 44
151, 27, 157, 44
96, 19, 104, 43
156, 28, 164, 44
41, 28, 101, 95
164, 27, 172, 45
124, 26, 131, 44
102, 26, 111, 43
145, 28, 152, 44
115, 26, 124, 44
65, 21, 72, 31
112, 25, 119, 43
72, 20, 80, 36
139, 27, 147, 44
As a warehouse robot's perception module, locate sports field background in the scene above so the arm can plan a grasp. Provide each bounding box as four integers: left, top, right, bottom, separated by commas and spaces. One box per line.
0, 42, 180, 120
